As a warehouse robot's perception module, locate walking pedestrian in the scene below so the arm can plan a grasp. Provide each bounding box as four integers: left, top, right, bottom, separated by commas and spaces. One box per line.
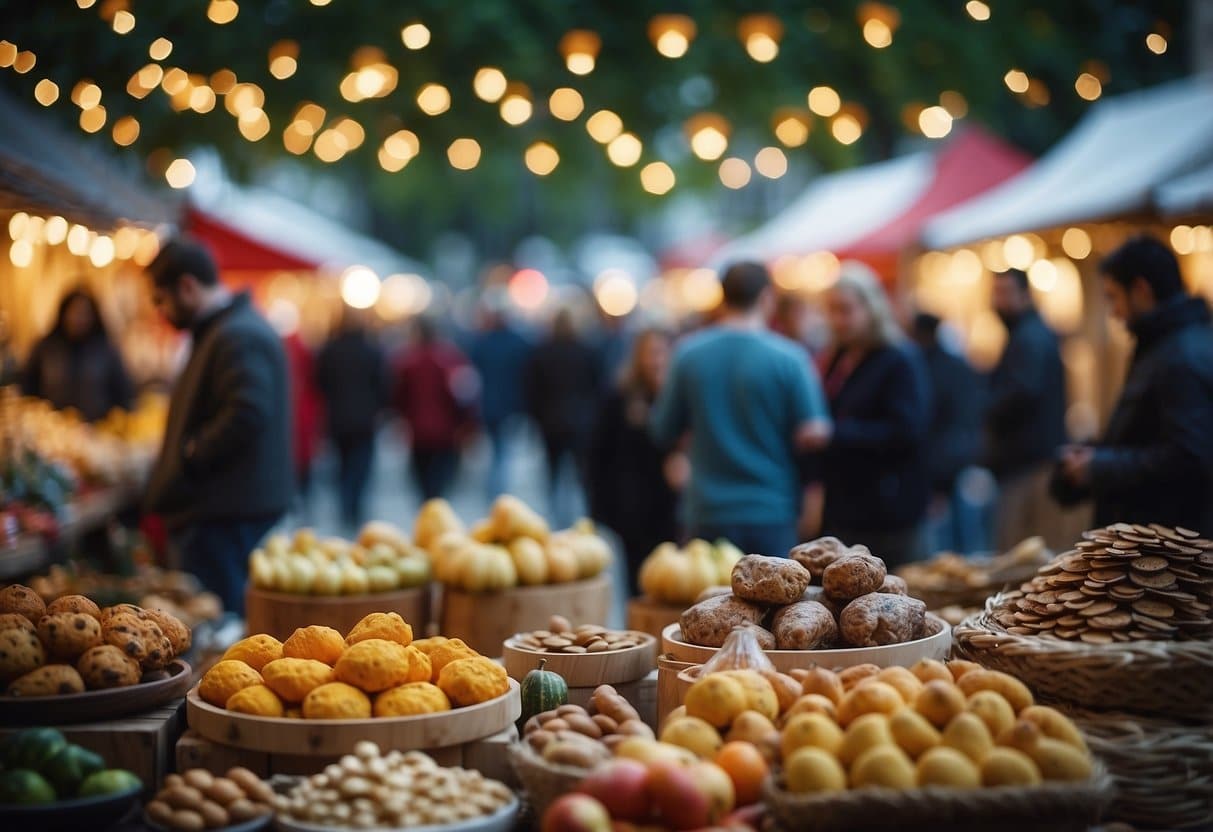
587, 328, 681, 594
524, 308, 601, 526
316, 309, 387, 531
650, 262, 830, 556
394, 317, 477, 501
143, 238, 291, 615
466, 300, 532, 499
1052, 235, 1213, 531
23, 288, 133, 421
985, 268, 1069, 550
817, 265, 932, 568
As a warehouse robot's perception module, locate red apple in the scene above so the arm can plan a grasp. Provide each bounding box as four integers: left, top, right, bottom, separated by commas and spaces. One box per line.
543, 794, 613, 832
686, 761, 735, 824
645, 760, 712, 830
720, 803, 765, 830
577, 759, 652, 822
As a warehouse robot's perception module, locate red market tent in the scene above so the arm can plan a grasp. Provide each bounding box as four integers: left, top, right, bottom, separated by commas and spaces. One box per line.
185, 204, 319, 273
838, 126, 1032, 277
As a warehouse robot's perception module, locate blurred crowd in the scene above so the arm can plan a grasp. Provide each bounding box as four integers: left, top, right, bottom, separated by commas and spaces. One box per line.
10, 233, 1213, 611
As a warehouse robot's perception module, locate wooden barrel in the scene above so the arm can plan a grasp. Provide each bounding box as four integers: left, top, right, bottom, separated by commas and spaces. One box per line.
626, 598, 686, 639
440, 574, 612, 657
656, 654, 696, 731
660, 614, 953, 673
502, 632, 657, 688
185, 680, 519, 757
244, 586, 431, 641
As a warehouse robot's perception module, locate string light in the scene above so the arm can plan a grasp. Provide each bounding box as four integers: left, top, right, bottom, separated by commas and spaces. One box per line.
808, 86, 841, 117
772, 109, 810, 147
79, 106, 107, 133
640, 162, 676, 195
341, 266, 381, 309
499, 85, 533, 125
165, 158, 195, 188
1062, 228, 1092, 260
1003, 69, 1030, 93
830, 113, 862, 145
416, 83, 451, 116
269, 40, 299, 80
524, 141, 560, 176
206, 0, 238, 25
965, 1, 991, 21
0, 42, 15, 68
685, 113, 730, 161
383, 129, 419, 161
210, 69, 237, 94
549, 87, 584, 121
918, 105, 953, 138
862, 19, 893, 48
586, 110, 623, 143
401, 23, 430, 50
648, 14, 696, 58
283, 122, 313, 155
447, 138, 481, 170
189, 84, 216, 113
149, 37, 172, 60
594, 269, 639, 317
313, 129, 348, 162
1074, 72, 1102, 101
559, 30, 601, 75
509, 269, 548, 310
858, 3, 899, 48
293, 103, 326, 134
237, 108, 270, 141
940, 90, 968, 118
754, 146, 788, 178
1145, 33, 1167, 54
738, 14, 783, 62
473, 67, 507, 103
333, 117, 365, 150
112, 10, 135, 34
33, 79, 59, 106
718, 157, 751, 189
112, 115, 140, 145
89, 234, 115, 268
9, 239, 34, 268
12, 50, 35, 73
606, 132, 642, 167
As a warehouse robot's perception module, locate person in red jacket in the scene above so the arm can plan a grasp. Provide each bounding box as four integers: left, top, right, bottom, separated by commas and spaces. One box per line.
393, 317, 478, 500
283, 330, 322, 516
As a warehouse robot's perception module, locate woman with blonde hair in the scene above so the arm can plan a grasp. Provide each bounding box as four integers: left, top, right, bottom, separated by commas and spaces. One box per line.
816, 262, 932, 567
587, 327, 681, 594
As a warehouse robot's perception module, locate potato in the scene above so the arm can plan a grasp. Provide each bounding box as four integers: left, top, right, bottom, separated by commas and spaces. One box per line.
591, 714, 618, 734
204, 778, 244, 806
226, 767, 273, 802
182, 770, 214, 792
563, 713, 603, 738
543, 718, 571, 733
527, 729, 556, 751
227, 799, 267, 821
146, 800, 174, 824
169, 809, 206, 832
162, 784, 205, 811
198, 800, 230, 828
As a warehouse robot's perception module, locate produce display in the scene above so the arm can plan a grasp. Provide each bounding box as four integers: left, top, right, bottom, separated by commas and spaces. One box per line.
514, 615, 649, 656
0, 585, 190, 695
421, 496, 611, 591
27, 564, 223, 630
990, 523, 1213, 643
197, 613, 509, 718
0, 728, 141, 805
248, 522, 431, 595
273, 741, 515, 828
523, 684, 655, 768
678, 545, 929, 650
638, 539, 743, 605
145, 767, 273, 830
898, 537, 1051, 602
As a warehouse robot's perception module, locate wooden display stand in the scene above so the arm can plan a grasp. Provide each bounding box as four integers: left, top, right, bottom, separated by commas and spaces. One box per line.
440, 574, 611, 657
244, 585, 431, 641
176, 726, 518, 784
0, 700, 185, 790
626, 597, 685, 639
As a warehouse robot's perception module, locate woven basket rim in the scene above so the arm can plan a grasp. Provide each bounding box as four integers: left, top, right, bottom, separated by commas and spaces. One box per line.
954, 595, 1213, 661
507, 741, 593, 779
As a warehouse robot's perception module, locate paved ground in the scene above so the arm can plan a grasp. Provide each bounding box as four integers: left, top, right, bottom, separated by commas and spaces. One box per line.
290, 424, 628, 627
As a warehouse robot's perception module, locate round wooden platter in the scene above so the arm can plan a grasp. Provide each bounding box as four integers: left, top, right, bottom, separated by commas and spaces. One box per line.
502, 631, 657, 687
440, 573, 611, 657
661, 614, 952, 672
185, 678, 520, 756
0, 659, 191, 726
626, 597, 687, 639
244, 585, 431, 642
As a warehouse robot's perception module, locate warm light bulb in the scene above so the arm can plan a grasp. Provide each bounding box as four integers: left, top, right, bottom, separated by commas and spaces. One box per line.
1004, 69, 1030, 93
831, 114, 862, 145
525, 141, 560, 176
918, 105, 953, 138
606, 133, 642, 167
808, 86, 841, 117
640, 162, 675, 195
165, 158, 196, 189
112, 115, 140, 146
149, 38, 173, 60
34, 79, 58, 106
718, 158, 751, 189
447, 138, 481, 170
112, 10, 135, 34
401, 23, 431, 50
416, 83, 450, 116
754, 146, 788, 178
473, 67, 507, 103
594, 270, 639, 317
586, 110, 623, 143
341, 266, 381, 309
1145, 33, 1167, 54
206, 0, 238, 25
965, 1, 991, 21
549, 88, 584, 121
1061, 228, 1092, 260
1074, 72, 1102, 101
862, 19, 893, 48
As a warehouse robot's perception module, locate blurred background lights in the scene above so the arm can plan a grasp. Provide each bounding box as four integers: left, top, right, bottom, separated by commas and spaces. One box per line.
88, 234, 115, 268
111, 115, 140, 146
66, 224, 89, 255
686, 113, 730, 160
33, 79, 58, 106
549, 88, 584, 121
164, 158, 196, 188
1075, 72, 1102, 101
754, 146, 788, 178
918, 105, 953, 138
808, 86, 841, 117
718, 157, 751, 189
830, 113, 862, 144
378, 273, 432, 319
44, 215, 67, 245
508, 268, 549, 310
1004, 69, 1030, 93
269, 40, 299, 80
1146, 33, 1167, 54
594, 269, 639, 317
340, 266, 381, 309
862, 18, 893, 48
401, 23, 431, 50
586, 110, 623, 143
473, 67, 507, 102
499, 86, 533, 125
606, 132, 642, 167
112, 10, 135, 34
79, 106, 106, 133
206, 0, 238, 25
416, 83, 450, 115
149, 37, 172, 60
965, 1, 991, 21
1062, 227, 1092, 259
648, 14, 696, 58
773, 110, 810, 147
1003, 234, 1035, 269
559, 30, 601, 75
447, 137, 482, 170
681, 268, 723, 312
524, 141, 560, 176
640, 161, 675, 195
1028, 259, 1059, 292
738, 14, 783, 62
9, 239, 33, 268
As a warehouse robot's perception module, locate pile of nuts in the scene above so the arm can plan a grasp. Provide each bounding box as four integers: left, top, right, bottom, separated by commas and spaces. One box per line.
274, 741, 513, 829
145, 768, 273, 830
512, 615, 647, 654
523, 684, 655, 768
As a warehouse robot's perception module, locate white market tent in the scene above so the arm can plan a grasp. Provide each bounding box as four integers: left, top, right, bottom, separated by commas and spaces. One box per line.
1155, 159, 1213, 217
923, 74, 1213, 249
711, 151, 935, 266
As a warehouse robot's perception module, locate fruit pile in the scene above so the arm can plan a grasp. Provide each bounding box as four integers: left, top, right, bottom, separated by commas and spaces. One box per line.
669, 658, 1093, 797
274, 741, 514, 828
419, 496, 612, 591
198, 613, 509, 719
146, 767, 273, 830
0, 586, 190, 695
248, 522, 431, 596
0, 728, 140, 805
523, 684, 656, 768
899, 537, 1050, 597
514, 615, 648, 655
27, 565, 223, 630
638, 539, 743, 605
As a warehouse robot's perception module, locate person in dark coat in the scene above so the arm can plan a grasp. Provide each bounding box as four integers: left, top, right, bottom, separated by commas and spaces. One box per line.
587, 328, 680, 594
985, 268, 1069, 551
1052, 235, 1213, 533
394, 317, 477, 501
465, 302, 532, 499
22, 288, 133, 421
524, 308, 601, 526
316, 309, 386, 531
818, 265, 932, 568
144, 238, 291, 615
912, 313, 983, 553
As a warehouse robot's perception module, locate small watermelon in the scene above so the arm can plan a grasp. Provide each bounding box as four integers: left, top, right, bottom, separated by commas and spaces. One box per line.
519, 659, 568, 726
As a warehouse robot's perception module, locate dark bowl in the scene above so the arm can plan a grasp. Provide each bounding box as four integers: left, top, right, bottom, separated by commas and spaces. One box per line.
0, 783, 141, 830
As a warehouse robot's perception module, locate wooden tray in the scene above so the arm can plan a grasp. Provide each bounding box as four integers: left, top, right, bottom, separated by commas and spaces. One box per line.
626, 598, 686, 639
440, 574, 611, 656
501, 631, 657, 687
244, 585, 431, 642
661, 614, 952, 672
0, 659, 191, 725
185, 679, 520, 756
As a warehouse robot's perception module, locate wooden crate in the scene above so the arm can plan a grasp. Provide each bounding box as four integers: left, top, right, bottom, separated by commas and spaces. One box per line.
0, 699, 186, 790
244, 585, 431, 641
176, 726, 518, 782
626, 598, 685, 639
441, 574, 612, 656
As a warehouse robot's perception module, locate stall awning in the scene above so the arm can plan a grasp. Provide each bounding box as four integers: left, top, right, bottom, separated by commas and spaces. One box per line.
185, 206, 320, 272
923, 75, 1213, 249
1155, 159, 1213, 217
711, 152, 935, 267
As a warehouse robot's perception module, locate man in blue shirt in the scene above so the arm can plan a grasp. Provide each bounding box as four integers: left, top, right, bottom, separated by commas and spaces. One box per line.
651, 262, 831, 556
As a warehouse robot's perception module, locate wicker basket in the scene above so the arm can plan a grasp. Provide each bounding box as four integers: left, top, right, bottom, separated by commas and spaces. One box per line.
763, 765, 1114, 832
508, 742, 589, 818
1061, 706, 1213, 830
951, 599, 1213, 719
